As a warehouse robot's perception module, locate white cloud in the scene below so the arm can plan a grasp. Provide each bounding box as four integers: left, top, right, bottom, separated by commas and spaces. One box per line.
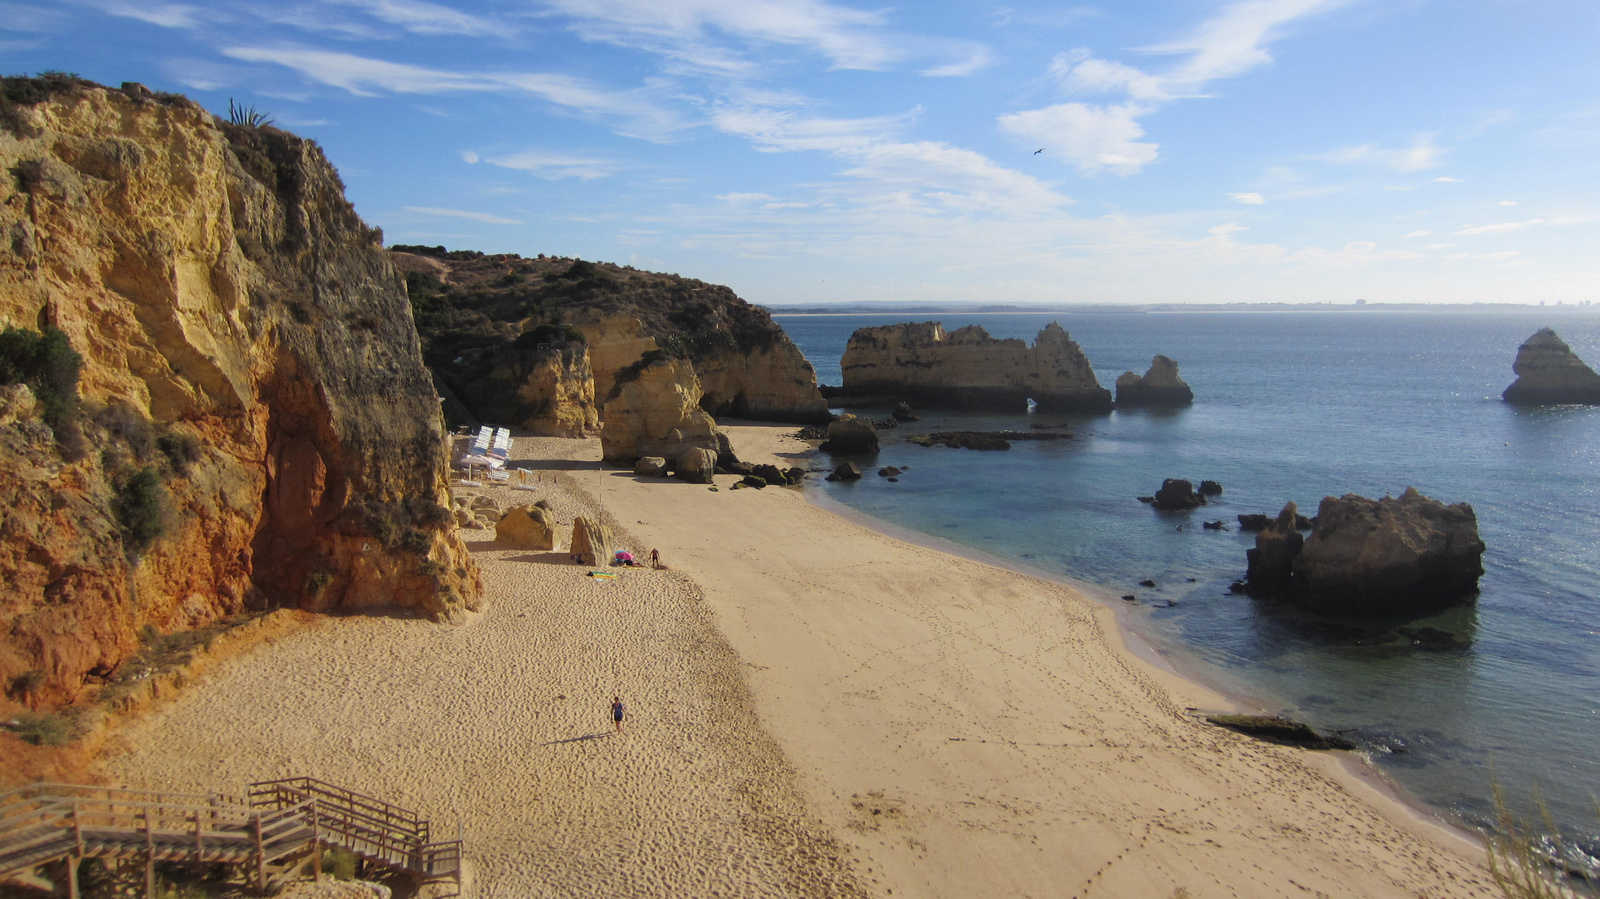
222, 47, 686, 140
1145, 0, 1349, 89
1005, 0, 1347, 176
1498, 200, 1517, 206
1402, 230, 1433, 238
1230, 192, 1266, 204
1288, 241, 1424, 266
997, 103, 1157, 176
461, 150, 479, 164
329, 0, 501, 36
486, 151, 619, 180
1210, 223, 1249, 235
404, 206, 523, 224
86, 0, 206, 29
712, 105, 916, 153
1320, 134, 1444, 172
542, 0, 898, 71
1421, 243, 1455, 250
1457, 219, 1544, 235
1434, 176, 1464, 183
920, 48, 994, 78
716, 192, 779, 203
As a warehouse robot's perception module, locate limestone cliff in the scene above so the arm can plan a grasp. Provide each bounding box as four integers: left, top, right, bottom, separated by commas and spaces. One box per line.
839, 321, 1112, 412
1501, 327, 1600, 405
600, 356, 720, 466
392, 248, 831, 437
1115, 355, 1193, 406
0, 77, 479, 713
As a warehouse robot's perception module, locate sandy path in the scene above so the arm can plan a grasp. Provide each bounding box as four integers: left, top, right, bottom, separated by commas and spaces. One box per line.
100, 437, 867, 898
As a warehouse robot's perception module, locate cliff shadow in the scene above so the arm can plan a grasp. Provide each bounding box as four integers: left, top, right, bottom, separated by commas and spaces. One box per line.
508, 459, 603, 472
507, 551, 586, 566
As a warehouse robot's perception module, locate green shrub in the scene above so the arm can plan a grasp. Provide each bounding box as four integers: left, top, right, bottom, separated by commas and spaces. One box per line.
157, 428, 202, 475
13, 711, 72, 746
115, 466, 173, 558
324, 846, 359, 880
0, 325, 81, 424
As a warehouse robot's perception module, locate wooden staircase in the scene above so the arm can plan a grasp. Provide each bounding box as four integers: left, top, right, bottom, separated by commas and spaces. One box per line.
0, 779, 462, 897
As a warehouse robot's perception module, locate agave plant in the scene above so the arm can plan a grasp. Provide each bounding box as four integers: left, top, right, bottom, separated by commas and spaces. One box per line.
227, 97, 274, 128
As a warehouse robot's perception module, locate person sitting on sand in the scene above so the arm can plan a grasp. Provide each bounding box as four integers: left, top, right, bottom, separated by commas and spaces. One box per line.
611, 696, 626, 733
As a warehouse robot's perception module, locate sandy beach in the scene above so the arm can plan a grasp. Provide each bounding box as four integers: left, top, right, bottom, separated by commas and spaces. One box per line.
101, 424, 1501, 898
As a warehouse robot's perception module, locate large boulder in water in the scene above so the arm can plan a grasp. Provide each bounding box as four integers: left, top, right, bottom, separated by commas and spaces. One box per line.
1152, 478, 1205, 510
1116, 355, 1194, 406
820, 414, 879, 455
1292, 488, 1485, 614
1502, 328, 1600, 405
1244, 503, 1304, 596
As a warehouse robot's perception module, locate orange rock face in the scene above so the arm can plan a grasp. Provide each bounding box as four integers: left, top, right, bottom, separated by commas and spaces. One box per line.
0, 81, 480, 713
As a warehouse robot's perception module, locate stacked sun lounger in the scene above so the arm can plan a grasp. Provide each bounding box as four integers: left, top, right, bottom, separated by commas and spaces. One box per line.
489, 427, 512, 462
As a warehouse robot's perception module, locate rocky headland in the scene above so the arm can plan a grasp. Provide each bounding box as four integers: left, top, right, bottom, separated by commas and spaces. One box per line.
392, 246, 832, 440
837, 321, 1113, 412
1115, 355, 1194, 406
0, 76, 478, 716
1244, 489, 1486, 614
1501, 327, 1600, 405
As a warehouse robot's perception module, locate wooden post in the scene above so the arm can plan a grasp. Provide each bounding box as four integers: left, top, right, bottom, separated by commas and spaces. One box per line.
194, 808, 204, 857
253, 812, 266, 892
71, 801, 83, 857
311, 802, 322, 881
143, 807, 155, 899
66, 855, 80, 899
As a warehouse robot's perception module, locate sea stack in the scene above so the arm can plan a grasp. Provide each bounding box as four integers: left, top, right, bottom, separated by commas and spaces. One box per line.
1115, 355, 1194, 406
1243, 489, 1485, 615
1502, 328, 1600, 405
838, 321, 1112, 413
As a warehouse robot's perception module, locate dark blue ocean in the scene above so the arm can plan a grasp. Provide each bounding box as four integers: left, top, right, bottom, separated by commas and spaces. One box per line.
775, 311, 1600, 866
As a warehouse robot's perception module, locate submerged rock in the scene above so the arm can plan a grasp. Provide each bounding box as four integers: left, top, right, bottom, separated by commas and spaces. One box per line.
1206, 715, 1355, 750
1115, 355, 1194, 406
826, 461, 862, 481
1502, 328, 1600, 405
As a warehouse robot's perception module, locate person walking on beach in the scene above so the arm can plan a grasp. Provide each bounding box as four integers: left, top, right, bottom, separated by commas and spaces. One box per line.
650, 548, 660, 569
611, 696, 626, 733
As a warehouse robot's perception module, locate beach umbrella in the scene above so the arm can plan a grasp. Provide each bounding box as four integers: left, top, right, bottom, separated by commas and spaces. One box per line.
615, 550, 634, 562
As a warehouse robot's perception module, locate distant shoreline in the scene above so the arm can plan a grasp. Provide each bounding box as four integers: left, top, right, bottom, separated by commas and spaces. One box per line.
768, 303, 1597, 316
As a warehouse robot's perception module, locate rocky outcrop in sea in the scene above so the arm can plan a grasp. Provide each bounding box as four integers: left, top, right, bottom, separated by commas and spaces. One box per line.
1501, 327, 1600, 405
837, 321, 1112, 412
0, 77, 479, 709
1244, 489, 1485, 615
1115, 355, 1194, 406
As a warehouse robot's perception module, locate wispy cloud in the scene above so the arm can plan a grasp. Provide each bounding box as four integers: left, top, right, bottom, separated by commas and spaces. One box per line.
404, 206, 523, 224
486, 150, 619, 181
1319, 134, 1445, 172
328, 0, 501, 36
712, 105, 917, 153
1004, 0, 1348, 175
542, 0, 898, 71
1434, 176, 1463, 183
1457, 219, 1543, 235
221, 46, 686, 140
1230, 192, 1266, 204
85, 0, 207, 29
1401, 229, 1433, 238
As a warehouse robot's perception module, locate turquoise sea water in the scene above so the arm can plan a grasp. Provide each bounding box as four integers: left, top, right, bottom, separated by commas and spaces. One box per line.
776, 311, 1600, 870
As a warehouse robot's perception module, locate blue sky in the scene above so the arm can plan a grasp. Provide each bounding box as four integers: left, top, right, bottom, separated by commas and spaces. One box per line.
5, 1, 1599, 305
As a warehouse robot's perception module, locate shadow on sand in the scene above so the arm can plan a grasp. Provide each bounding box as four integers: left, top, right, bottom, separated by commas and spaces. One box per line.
542, 732, 614, 746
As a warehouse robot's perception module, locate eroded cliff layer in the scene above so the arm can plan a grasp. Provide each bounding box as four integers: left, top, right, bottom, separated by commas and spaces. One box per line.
0, 77, 479, 712
392, 248, 831, 436
1502, 327, 1600, 405
839, 321, 1112, 412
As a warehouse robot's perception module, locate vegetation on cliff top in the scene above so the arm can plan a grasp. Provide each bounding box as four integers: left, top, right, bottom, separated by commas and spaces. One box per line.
392, 246, 783, 365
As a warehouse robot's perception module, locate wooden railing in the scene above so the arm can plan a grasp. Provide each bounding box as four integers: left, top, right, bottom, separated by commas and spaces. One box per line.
0, 778, 462, 896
